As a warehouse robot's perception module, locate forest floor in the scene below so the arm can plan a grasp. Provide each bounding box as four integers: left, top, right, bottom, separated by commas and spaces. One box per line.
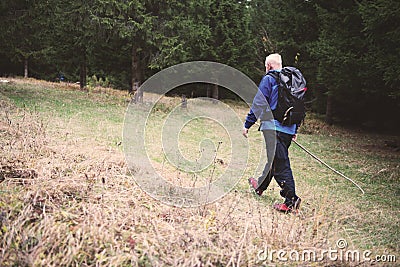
0, 78, 399, 266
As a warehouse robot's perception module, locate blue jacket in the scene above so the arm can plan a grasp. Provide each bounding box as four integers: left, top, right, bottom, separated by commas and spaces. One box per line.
244, 70, 297, 135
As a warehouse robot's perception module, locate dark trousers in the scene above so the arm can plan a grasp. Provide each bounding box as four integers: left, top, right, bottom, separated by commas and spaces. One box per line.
257, 130, 299, 207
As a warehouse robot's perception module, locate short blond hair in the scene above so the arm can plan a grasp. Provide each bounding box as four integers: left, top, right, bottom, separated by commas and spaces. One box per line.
265, 53, 282, 69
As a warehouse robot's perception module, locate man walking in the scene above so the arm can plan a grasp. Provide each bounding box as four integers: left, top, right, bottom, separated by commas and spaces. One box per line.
243, 53, 301, 213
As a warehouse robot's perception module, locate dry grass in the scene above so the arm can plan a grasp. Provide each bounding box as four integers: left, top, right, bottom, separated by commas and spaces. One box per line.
0, 78, 398, 266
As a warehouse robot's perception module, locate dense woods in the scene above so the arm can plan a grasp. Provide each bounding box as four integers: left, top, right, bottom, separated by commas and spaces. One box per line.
1, 0, 399, 130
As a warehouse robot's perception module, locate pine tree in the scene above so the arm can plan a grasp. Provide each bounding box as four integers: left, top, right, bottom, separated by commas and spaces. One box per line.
0, 0, 50, 78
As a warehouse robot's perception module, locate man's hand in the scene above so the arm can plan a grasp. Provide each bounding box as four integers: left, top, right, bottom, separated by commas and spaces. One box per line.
292, 134, 297, 141
242, 128, 249, 138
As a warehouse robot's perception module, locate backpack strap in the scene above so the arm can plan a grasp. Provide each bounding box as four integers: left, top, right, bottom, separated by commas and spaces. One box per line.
266, 71, 280, 84
265, 71, 281, 114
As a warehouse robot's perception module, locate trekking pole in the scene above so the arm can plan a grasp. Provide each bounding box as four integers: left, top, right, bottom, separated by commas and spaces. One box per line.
293, 140, 365, 195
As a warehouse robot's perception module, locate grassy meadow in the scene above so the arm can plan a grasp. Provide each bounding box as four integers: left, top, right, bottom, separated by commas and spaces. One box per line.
0, 78, 399, 266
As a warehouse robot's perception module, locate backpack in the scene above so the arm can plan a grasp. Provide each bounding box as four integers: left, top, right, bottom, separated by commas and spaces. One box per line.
268, 67, 307, 126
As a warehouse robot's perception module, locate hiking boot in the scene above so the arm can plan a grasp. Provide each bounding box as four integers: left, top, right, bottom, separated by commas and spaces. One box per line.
293, 197, 302, 210
273, 203, 291, 213
273, 198, 301, 214
248, 177, 263, 196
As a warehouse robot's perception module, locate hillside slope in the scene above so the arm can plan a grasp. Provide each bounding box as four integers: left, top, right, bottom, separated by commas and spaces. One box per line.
0, 78, 398, 266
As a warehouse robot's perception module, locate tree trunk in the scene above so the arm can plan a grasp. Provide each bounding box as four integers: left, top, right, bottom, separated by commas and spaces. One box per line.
79, 49, 87, 90
131, 46, 136, 92
206, 84, 211, 98
131, 45, 141, 92
181, 94, 187, 109
212, 84, 219, 102
24, 57, 28, 78
131, 45, 144, 103
325, 94, 333, 125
